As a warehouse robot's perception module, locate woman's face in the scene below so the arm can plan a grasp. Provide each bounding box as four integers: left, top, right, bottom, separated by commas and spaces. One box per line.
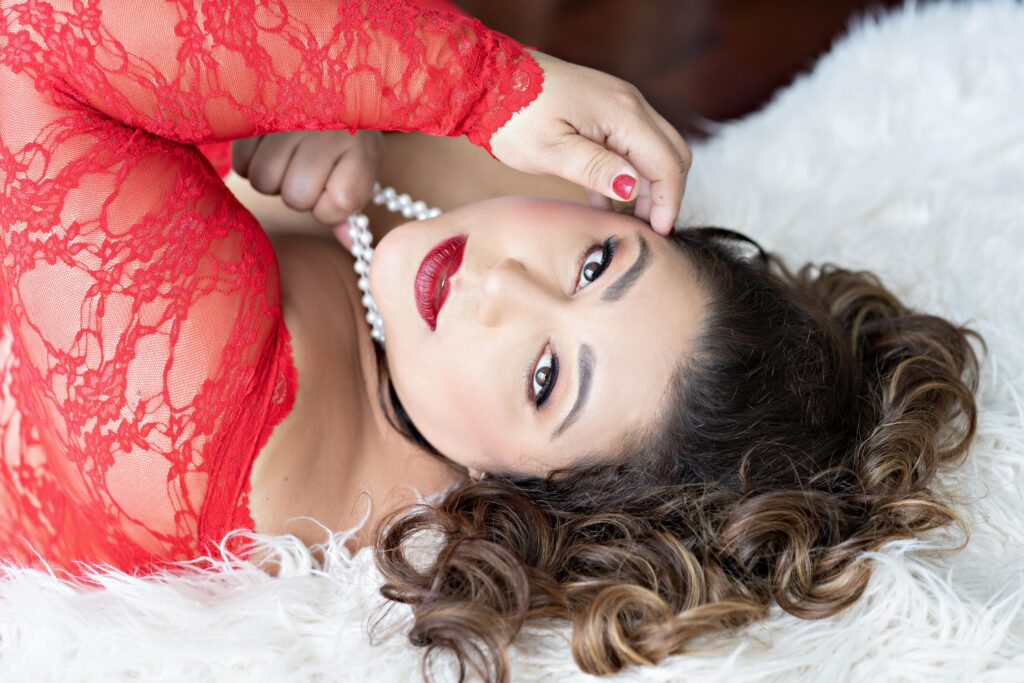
369, 196, 703, 476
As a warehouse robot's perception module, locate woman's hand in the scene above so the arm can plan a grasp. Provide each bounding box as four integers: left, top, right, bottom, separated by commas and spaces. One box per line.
489, 49, 691, 236
231, 129, 385, 248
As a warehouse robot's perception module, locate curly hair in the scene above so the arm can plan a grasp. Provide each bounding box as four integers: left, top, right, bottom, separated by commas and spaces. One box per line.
371, 227, 982, 683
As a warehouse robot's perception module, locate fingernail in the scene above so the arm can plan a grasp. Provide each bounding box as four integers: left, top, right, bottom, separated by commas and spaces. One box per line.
612, 174, 636, 200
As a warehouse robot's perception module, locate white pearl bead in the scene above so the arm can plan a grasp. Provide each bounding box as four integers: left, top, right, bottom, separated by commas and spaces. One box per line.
349, 185, 443, 344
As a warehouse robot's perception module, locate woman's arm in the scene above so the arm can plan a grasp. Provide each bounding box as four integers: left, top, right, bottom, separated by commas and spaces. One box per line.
232, 130, 590, 242
2, 0, 542, 152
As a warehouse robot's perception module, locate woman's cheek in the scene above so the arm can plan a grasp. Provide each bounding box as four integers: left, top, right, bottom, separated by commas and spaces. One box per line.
445, 373, 507, 464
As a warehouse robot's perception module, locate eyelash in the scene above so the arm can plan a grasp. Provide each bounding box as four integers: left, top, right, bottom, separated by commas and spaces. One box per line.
525, 236, 617, 409
574, 237, 616, 293
524, 344, 559, 408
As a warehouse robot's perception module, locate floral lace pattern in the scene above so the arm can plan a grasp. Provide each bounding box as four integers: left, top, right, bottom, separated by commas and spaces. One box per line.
0, 0, 542, 581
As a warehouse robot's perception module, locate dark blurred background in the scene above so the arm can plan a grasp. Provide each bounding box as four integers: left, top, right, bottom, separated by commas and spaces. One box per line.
456, 0, 904, 138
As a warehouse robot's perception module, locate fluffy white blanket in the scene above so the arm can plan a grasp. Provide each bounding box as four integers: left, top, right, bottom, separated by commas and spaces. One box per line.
1, 1, 1022, 680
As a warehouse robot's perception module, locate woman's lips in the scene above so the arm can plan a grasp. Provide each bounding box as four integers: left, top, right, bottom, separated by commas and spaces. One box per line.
414, 234, 468, 331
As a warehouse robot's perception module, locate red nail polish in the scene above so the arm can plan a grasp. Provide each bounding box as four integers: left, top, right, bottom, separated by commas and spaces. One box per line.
612, 174, 635, 200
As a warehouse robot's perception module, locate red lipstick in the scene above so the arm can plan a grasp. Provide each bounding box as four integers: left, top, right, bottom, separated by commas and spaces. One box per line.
414, 234, 467, 331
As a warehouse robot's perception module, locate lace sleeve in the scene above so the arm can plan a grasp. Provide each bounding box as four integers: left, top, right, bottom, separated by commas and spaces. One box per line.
2, 0, 543, 156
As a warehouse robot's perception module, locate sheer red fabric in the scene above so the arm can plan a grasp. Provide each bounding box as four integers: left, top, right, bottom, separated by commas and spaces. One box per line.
0, 0, 542, 581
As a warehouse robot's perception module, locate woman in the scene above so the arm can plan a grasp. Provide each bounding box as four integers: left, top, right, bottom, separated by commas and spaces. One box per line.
348, 157, 977, 682
0, 1, 980, 681
0, 0, 687, 573
230, 147, 981, 682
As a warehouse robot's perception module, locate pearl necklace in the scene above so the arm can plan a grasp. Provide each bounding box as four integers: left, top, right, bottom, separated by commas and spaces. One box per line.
344, 181, 443, 343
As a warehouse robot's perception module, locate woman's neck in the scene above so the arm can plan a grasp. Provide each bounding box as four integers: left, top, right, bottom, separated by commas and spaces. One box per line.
338, 238, 464, 551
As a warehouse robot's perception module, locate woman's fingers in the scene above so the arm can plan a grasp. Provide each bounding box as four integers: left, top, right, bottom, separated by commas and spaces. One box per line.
590, 102, 683, 229
241, 133, 302, 195
487, 50, 691, 237
585, 188, 613, 210
544, 127, 643, 206
647, 104, 691, 167
280, 136, 341, 211
312, 144, 377, 227
539, 117, 678, 233
633, 176, 653, 224
231, 130, 384, 246
609, 107, 686, 235
644, 105, 692, 231
230, 135, 261, 178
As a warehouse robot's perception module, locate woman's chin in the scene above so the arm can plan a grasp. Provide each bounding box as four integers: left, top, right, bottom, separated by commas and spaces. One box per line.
369, 219, 430, 353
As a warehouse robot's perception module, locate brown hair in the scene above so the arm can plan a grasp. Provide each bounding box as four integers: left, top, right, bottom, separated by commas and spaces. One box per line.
372, 227, 982, 682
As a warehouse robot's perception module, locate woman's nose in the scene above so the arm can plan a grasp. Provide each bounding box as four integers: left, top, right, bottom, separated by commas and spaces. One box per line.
476, 257, 557, 328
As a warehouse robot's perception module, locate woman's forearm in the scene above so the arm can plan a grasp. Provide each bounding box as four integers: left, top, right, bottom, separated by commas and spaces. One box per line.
2, 0, 541, 150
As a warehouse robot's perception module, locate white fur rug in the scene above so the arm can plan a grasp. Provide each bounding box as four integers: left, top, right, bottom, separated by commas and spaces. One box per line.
1, 0, 1022, 680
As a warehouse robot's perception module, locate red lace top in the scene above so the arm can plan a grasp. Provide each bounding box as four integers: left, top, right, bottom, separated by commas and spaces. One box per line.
0, 0, 542, 582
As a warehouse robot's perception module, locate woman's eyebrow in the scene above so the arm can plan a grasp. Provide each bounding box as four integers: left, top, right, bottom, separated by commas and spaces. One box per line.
601, 232, 650, 302
550, 235, 651, 441
552, 343, 594, 440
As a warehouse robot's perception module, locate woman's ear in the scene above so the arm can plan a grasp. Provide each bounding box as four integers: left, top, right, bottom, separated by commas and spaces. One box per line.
468, 467, 485, 481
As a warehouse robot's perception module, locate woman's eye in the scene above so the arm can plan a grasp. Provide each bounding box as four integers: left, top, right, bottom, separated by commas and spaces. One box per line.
575, 237, 616, 292
525, 237, 614, 411
531, 347, 559, 408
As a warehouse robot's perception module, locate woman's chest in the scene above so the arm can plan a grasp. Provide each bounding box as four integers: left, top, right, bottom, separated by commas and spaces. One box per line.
245, 234, 368, 542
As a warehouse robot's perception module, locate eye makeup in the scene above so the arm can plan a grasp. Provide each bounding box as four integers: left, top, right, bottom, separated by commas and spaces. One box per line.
571, 235, 617, 294
523, 342, 559, 408
524, 235, 618, 412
